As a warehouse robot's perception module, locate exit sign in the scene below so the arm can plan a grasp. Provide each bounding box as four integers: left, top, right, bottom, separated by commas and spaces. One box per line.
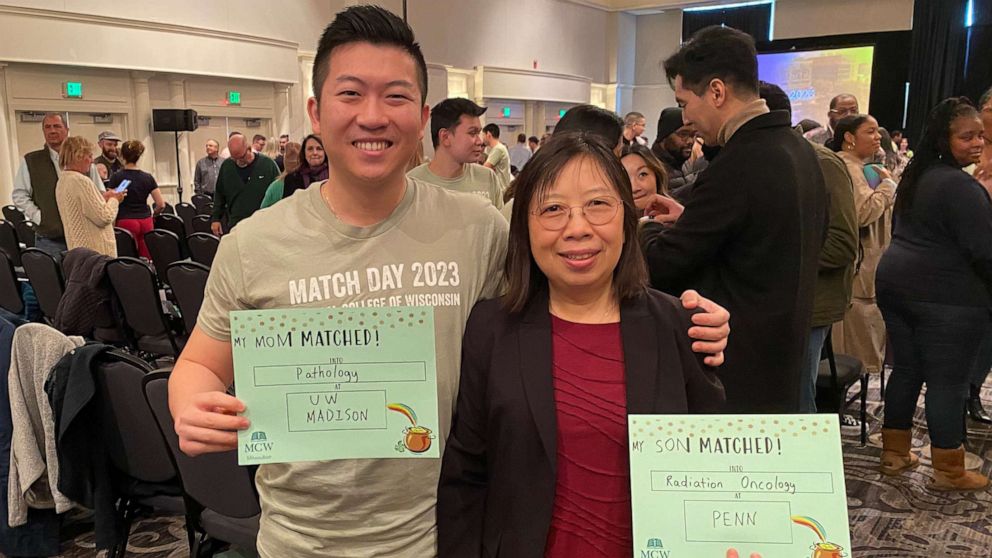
63, 82, 83, 99
559, 108, 567, 117
502, 107, 511, 118
227, 90, 241, 105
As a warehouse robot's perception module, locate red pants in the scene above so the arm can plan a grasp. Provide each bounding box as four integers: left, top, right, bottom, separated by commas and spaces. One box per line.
115, 217, 154, 259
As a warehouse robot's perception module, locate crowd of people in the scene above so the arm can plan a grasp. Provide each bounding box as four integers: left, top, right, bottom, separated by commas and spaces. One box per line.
6, 5, 992, 557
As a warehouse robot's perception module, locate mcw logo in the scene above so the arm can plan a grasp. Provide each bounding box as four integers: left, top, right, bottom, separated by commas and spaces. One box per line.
245, 431, 274, 453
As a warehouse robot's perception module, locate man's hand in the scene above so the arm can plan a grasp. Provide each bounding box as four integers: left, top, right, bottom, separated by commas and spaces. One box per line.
174, 391, 248, 456
643, 194, 684, 224
211, 221, 224, 237
681, 289, 729, 367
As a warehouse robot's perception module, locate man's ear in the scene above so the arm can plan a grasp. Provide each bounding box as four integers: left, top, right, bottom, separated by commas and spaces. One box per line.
307, 96, 321, 136
709, 79, 728, 108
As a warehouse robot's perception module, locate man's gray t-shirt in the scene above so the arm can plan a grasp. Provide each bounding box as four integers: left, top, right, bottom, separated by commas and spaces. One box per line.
485, 142, 513, 189
407, 162, 504, 209
197, 178, 508, 557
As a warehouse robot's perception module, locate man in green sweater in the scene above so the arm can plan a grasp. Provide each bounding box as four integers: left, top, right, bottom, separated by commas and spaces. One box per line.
211, 132, 280, 235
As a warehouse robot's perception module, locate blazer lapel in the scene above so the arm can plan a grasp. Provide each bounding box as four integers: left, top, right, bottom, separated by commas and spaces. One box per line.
621, 295, 659, 415
518, 291, 557, 471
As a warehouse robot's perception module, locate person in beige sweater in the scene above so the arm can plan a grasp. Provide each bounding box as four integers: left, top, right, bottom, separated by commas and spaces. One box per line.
55, 136, 125, 257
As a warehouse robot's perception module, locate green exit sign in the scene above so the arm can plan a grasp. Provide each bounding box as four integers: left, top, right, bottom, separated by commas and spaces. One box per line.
64, 82, 83, 98
502, 107, 511, 118
227, 90, 241, 105
559, 109, 567, 117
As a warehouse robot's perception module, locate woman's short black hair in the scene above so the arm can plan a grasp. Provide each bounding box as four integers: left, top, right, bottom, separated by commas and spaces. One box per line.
503, 131, 647, 313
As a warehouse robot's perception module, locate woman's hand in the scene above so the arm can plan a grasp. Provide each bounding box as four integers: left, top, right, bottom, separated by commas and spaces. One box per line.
876, 165, 892, 181
174, 391, 248, 456
726, 549, 761, 558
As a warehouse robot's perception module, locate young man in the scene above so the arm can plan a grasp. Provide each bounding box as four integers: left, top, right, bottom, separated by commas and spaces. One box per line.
482, 123, 513, 187
508, 132, 532, 172
622, 111, 648, 146
170, 6, 729, 557
274, 133, 290, 171
407, 98, 504, 208
527, 135, 539, 153
640, 25, 827, 413
651, 107, 702, 200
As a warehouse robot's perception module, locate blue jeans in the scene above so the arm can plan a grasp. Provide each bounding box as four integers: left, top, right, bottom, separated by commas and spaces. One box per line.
800, 325, 830, 413
969, 321, 992, 388
878, 295, 987, 449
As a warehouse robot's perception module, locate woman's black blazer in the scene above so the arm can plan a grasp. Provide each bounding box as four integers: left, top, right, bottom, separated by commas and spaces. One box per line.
437, 288, 725, 558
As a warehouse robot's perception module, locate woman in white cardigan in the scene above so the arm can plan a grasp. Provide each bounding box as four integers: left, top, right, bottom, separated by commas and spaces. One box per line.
55, 136, 125, 257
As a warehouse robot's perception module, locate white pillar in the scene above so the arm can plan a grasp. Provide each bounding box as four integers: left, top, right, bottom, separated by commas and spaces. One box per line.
0, 64, 14, 205
130, 71, 156, 175
274, 83, 291, 139
168, 75, 192, 202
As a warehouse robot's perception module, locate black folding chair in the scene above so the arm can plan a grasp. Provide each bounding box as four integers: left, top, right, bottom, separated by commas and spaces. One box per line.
106, 257, 186, 357
21, 248, 64, 324
0, 220, 22, 266
162, 202, 176, 216
144, 229, 184, 277
114, 227, 139, 259
93, 351, 185, 558
155, 213, 187, 246
0, 252, 23, 316
143, 372, 259, 556
817, 331, 869, 446
191, 214, 213, 235
191, 194, 212, 215
14, 220, 36, 248
167, 261, 209, 335
176, 203, 198, 237
2, 205, 25, 223
187, 233, 219, 267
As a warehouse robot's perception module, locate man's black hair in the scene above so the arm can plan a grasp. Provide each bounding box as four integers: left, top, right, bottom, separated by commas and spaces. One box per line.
483, 123, 501, 138
528, 135, 539, 144
517, 133, 527, 143
312, 5, 428, 103
663, 25, 758, 97
429, 98, 487, 148
759, 81, 792, 116
554, 105, 623, 149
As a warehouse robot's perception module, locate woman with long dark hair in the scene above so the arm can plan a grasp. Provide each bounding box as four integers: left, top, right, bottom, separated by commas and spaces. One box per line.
437, 132, 724, 557
875, 97, 990, 490
828, 114, 897, 386
260, 134, 328, 208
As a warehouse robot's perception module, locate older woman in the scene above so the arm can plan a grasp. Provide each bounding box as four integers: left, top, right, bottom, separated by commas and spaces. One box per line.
55, 136, 125, 257
260, 135, 327, 208
437, 132, 725, 558
620, 143, 670, 213
876, 97, 991, 490
829, 114, 897, 382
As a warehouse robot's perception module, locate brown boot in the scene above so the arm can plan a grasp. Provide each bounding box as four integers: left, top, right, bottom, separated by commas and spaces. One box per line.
879, 428, 919, 476
930, 446, 989, 491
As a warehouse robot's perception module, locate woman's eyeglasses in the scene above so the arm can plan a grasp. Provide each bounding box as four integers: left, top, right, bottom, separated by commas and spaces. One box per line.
531, 197, 621, 230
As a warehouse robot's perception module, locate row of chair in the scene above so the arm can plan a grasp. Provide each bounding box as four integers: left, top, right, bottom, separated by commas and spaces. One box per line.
115, 227, 219, 269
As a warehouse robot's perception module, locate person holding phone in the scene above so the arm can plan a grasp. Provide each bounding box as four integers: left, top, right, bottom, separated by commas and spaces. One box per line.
828, 114, 896, 387
109, 140, 165, 258
55, 136, 125, 257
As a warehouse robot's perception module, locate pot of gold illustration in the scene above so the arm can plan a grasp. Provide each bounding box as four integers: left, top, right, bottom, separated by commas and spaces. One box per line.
810, 542, 844, 558
404, 426, 434, 453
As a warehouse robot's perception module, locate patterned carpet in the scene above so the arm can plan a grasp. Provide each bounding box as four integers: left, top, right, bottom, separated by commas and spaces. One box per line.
54, 375, 992, 558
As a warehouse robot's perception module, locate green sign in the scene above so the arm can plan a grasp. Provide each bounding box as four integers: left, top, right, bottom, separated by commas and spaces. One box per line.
231, 306, 440, 465
629, 414, 851, 558
227, 90, 241, 105
502, 106, 511, 118
64, 82, 82, 98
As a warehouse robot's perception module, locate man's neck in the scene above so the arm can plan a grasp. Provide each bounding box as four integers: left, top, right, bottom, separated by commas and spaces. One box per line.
486, 139, 498, 149
427, 151, 466, 179
322, 170, 407, 228
48, 143, 61, 154
236, 152, 255, 168
623, 128, 636, 141
103, 153, 117, 162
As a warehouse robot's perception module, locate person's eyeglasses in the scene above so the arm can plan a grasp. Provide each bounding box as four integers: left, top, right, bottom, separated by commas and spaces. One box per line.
531, 197, 621, 230
829, 108, 859, 116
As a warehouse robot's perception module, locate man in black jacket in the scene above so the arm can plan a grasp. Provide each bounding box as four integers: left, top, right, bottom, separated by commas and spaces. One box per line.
640, 25, 828, 413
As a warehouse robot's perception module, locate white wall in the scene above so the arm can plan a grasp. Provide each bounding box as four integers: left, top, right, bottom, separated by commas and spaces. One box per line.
631, 10, 682, 143
772, 0, 913, 39
408, 0, 612, 84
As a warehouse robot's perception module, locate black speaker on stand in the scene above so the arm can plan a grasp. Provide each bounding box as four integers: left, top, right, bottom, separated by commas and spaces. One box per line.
152, 109, 198, 203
